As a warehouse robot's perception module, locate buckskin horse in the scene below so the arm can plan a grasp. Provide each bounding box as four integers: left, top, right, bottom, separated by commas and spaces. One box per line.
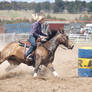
0, 29, 74, 77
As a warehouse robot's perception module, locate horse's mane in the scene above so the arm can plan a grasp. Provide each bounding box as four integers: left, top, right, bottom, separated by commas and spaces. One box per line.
46, 29, 58, 41
41, 29, 58, 44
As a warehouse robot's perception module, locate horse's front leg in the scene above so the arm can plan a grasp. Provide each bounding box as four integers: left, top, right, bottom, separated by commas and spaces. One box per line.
33, 55, 41, 77
47, 63, 59, 77
33, 64, 40, 77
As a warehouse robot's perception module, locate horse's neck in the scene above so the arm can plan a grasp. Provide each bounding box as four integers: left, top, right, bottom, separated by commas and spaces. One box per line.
44, 35, 59, 53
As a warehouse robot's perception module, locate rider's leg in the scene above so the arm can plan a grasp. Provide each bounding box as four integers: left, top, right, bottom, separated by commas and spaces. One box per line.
26, 35, 36, 59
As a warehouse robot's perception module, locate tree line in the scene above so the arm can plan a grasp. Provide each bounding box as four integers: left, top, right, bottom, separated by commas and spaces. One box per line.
0, 0, 92, 13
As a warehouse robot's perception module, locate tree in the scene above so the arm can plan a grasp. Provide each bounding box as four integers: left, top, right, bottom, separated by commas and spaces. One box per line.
55, 0, 65, 12
0, 1, 91, 13
87, 2, 92, 12
40, 2, 50, 11
35, 3, 41, 13
0, 2, 11, 10
51, 3, 59, 13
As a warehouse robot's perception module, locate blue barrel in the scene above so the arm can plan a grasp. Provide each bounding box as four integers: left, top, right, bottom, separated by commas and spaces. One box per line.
78, 47, 92, 77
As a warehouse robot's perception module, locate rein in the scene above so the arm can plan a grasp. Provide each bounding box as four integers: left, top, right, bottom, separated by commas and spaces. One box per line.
41, 34, 59, 56
24, 43, 27, 58
60, 45, 67, 50
41, 44, 53, 56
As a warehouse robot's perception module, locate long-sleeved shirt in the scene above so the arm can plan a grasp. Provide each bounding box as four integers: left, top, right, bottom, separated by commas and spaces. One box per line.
30, 21, 47, 39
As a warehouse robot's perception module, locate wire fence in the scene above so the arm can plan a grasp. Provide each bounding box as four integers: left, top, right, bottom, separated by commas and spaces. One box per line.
69, 33, 92, 43
0, 33, 29, 44
0, 33, 92, 45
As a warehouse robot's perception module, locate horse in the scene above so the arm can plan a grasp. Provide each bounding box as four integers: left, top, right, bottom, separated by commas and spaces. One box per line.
0, 29, 74, 77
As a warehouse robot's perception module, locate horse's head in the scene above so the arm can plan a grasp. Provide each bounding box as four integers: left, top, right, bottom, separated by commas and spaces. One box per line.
57, 29, 74, 49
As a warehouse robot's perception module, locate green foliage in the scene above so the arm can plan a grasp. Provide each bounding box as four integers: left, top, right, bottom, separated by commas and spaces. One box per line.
79, 14, 92, 21
35, 3, 41, 13
0, 1, 91, 13
0, 18, 31, 24
46, 14, 66, 20
52, 3, 59, 12
55, 0, 64, 12
40, 2, 50, 11
87, 2, 92, 12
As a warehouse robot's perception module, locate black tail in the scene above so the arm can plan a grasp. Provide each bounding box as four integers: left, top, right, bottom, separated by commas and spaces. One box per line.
0, 51, 3, 64
0, 51, 1, 58
0, 51, 6, 64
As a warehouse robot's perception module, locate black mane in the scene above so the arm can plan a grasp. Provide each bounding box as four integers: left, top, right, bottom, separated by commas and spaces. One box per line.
47, 29, 58, 41
41, 29, 58, 44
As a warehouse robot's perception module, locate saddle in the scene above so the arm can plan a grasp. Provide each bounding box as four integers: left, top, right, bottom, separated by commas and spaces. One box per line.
18, 38, 42, 48
18, 40, 31, 48
18, 40, 34, 64
18, 39, 43, 58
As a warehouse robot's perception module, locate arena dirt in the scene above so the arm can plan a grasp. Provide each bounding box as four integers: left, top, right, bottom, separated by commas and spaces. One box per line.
0, 43, 92, 92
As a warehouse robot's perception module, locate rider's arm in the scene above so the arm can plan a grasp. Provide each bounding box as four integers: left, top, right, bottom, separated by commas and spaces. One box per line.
40, 31, 47, 37
33, 32, 40, 38
32, 22, 47, 38
32, 23, 40, 38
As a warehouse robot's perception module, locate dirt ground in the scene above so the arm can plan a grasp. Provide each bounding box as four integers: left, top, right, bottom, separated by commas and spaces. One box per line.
0, 42, 92, 92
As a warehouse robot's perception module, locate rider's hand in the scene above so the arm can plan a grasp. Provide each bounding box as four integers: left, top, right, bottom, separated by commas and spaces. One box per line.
40, 36, 43, 39
40, 36, 47, 41
40, 36, 47, 40
37, 37, 41, 42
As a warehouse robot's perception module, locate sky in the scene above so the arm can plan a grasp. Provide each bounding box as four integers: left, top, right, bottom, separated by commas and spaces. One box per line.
2, 0, 92, 3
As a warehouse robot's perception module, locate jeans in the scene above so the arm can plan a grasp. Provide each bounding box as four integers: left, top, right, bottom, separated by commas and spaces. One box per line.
26, 35, 36, 57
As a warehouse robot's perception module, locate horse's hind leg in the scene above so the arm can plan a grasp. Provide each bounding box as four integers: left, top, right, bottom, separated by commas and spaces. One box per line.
0, 58, 5, 64
47, 63, 59, 77
6, 60, 20, 72
5, 55, 21, 72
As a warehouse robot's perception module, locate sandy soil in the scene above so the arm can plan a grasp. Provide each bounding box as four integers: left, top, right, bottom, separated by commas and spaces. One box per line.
0, 42, 92, 92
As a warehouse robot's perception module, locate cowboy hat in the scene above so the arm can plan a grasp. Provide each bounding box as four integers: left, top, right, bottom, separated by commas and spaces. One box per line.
32, 14, 44, 22
37, 16, 44, 22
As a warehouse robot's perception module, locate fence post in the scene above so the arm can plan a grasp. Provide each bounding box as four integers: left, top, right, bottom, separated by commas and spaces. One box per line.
3, 33, 5, 42
12, 32, 16, 41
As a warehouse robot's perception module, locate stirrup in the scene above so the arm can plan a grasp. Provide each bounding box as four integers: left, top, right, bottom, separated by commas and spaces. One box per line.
26, 55, 33, 60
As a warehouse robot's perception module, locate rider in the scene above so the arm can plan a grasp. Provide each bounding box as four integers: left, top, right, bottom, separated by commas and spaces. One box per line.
25, 15, 47, 60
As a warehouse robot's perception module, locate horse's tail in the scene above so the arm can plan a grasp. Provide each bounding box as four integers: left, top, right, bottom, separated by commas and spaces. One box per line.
0, 51, 1, 64
0, 51, 3, 64
0, 51, 1, 58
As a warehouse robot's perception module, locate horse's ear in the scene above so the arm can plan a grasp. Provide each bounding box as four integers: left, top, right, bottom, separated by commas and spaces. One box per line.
57, 31, 60, 34
61, 29, 65, 34
59, 29, 65, 34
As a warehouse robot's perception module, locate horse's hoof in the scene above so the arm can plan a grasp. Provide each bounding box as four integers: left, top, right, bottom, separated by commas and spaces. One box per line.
33, 73, 37, 77
55, 76, 62, 80
53, 71, 59, 77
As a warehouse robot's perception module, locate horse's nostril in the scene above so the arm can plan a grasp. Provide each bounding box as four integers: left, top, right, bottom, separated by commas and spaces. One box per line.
68, 45, 74, 49
71, 45, 74, 49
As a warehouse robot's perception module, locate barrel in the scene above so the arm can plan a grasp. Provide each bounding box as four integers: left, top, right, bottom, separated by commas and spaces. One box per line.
78, 47, 92, 77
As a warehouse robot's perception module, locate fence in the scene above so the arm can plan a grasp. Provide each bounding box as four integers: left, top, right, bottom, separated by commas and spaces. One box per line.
4, 22, 32, 33
69, 33, 92, 43
0, 33, 92, 45
0, 33, 29, 44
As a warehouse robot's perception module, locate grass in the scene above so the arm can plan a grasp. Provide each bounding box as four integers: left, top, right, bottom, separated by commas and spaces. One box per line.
0, 10, 91, 21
